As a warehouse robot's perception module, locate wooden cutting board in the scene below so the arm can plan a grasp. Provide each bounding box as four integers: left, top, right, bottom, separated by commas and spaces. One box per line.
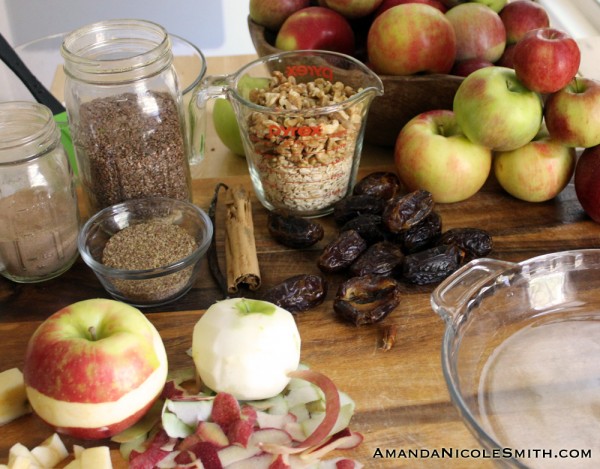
1, 168, 599, 468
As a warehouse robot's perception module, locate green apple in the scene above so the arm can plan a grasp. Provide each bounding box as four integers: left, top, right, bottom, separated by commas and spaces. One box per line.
23, 299, 168, 440
453, 66, 543, 151
212, 74, 271, 158
212, 99, 245, 157
494, 129, 576, 202
394, 109, 492, 203
471, 0, 507, 13
192, 298, 301, 401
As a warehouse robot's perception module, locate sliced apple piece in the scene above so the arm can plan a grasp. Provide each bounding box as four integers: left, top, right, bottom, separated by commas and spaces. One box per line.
0, 368, 31, 425
62, 459, 81, 469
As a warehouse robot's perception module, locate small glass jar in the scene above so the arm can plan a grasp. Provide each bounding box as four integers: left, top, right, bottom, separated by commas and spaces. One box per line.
61, 19, 193, 213
0, 102, 80, 283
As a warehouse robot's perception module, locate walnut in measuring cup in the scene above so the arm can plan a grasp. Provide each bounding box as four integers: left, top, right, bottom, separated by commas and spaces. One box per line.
246, 72, 366, 215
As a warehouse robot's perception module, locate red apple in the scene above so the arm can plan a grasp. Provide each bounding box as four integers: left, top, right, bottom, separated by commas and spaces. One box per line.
23, 299, 168, 439
451, 58, 494, 77
249, 0, 311, 31
544, 77, 600, 148
493, 129, 576, 202
367, 4, 457, 75
324, 0, 384, 18
445, 3, 507, 63
499, 0, 550, 45
394, 109, 492, 203
496, 42, 516, 68
275, 6, 355, 55
574, 145, 600, 223
374, 0, 447, 17
512, 28, 581, 94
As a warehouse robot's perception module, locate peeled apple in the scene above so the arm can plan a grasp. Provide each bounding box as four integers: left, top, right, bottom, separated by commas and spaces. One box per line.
192, 298, 301, 401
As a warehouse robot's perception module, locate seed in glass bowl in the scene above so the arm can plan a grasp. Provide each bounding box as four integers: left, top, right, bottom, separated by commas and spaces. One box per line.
102, 222, 197, 302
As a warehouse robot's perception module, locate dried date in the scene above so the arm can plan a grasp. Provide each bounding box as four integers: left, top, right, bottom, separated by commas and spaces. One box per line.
334, 275, 402, 326
267, 210, 324, 249
437, 227, 493, 259
403, 244, 465, 285
317, 229, 367, 273
350, 241, 405, 277
383, 190, 434, 233
262, 274, 327, 313
401, 211, 442, 254
353, 172, 402, 200
340, 214, 387, 245
333, 194, 385, 225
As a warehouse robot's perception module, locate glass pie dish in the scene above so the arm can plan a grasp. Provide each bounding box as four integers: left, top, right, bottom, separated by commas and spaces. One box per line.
431, 249, 600, 469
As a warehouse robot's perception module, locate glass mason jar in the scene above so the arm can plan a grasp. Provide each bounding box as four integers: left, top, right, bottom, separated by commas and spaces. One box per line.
60, 19, 193, 213
0, 102, 80, 283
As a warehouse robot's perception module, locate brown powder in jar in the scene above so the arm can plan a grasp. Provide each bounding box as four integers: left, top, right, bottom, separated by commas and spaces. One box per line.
0, 188, 79, 280
75, 91, 191, 211
102, 222, 198, 302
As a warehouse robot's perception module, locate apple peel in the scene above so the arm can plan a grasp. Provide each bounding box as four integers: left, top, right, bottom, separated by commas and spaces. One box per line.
259, 369, 341, 455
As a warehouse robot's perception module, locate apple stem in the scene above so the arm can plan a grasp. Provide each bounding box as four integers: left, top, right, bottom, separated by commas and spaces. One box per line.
88, 326, 97, 341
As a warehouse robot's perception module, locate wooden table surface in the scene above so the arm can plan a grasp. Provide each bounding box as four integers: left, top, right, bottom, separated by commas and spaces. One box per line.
1, 54, 599, 469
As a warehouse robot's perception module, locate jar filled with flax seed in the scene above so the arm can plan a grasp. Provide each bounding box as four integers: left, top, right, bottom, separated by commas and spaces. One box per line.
0, 102, 80, 283
61, 19, 193, 213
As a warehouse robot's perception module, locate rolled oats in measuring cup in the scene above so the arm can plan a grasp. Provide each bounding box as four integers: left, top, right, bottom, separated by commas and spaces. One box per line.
192, 50, 383, 217
61, 19, 198, 214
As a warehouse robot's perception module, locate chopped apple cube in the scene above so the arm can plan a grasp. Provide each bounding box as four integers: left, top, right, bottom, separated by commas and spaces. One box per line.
72, 445, 84, 459
7, 455, 39, 469
79, 446, 113, 469
8, 443, 36, 467
30, 433, 68, 468
0, 368, 31, 425
62, 460, 81, 469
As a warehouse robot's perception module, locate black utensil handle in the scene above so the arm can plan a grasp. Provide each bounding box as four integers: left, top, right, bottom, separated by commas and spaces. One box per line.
0, 32, 66, 114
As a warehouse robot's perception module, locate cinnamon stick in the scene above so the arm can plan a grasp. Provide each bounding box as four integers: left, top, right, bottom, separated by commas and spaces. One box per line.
224, 185, 261, 293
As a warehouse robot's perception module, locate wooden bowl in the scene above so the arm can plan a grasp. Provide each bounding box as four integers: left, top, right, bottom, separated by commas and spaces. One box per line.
248, 17, 464, 147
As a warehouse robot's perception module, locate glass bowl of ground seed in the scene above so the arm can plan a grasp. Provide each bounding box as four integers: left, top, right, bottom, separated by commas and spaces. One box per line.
78, 197, 212, 307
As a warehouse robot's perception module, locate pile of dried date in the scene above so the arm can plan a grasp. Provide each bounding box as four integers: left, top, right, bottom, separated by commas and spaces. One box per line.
263, 172, 493, 327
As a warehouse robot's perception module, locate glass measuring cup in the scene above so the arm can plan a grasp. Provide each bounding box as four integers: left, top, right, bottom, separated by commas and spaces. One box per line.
193, 50, 384, 217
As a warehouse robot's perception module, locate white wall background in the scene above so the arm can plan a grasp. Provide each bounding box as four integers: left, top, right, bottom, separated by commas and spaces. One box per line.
0, 0, 255, 101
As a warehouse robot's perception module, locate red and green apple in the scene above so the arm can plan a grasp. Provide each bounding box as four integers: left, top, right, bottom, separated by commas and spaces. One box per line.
374, 0, 447, 17
249, 0, 310, 31
394, 109, 492, 203
445, 3, 507, 63
367, 3, 457, 75
23, 299, 168, 440
493, 129, 576, 202
544, 77, 600, 148
323, 0, 384, 18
